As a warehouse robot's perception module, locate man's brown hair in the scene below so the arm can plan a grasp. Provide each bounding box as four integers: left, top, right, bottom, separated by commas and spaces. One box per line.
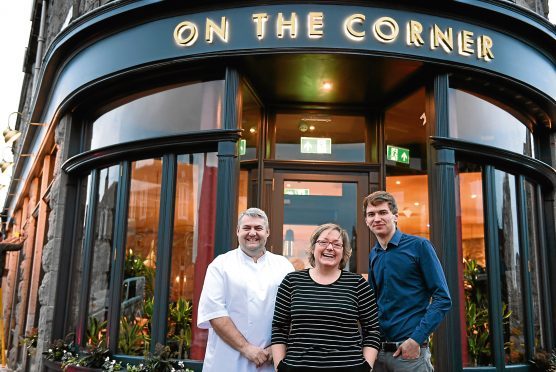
363, 191, 398, 215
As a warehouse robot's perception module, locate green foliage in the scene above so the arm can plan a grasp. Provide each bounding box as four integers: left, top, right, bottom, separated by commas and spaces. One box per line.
87, 316, 108, 347
124, 253, 155, 300
464, 259, 491, 366
118, 317, 145, 356
20, 328, 38, 356
61, 343, 110, 369
168, 298, 193, 359
43, 336, 75, 362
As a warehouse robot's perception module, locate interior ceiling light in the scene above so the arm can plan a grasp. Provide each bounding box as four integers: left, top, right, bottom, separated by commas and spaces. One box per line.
309, 125, 315, 131
249, 127, 256, 133
321, 81, 333, 91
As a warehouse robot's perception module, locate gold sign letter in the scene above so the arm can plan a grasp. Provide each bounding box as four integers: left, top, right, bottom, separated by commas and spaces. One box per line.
277, 12, 298, 38
174, 21, 198, 46
458, 30, 474, 56
252, 13, 269, 40
373, 17, 399, 43
308, 12, 324, 39
431, 24, 454, 53
344, 14, 366, 41
477, 35, 494, 61
205, 17, 229, 44
406, 20, 424, 47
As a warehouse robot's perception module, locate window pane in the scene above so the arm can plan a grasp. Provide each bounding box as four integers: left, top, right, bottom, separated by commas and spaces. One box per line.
167, 153, 218, 361
524, 181, 545, 353
384, 88, 427, 171
240, 86, 261, 160
494, 170, 525, 364
282, 181, 357, 271
449, 89, 534, 156
385, 174, 429, 239
86, 165, 119, 347
118, 158, 163, 355
274, 113, 366, 162
90, 81, 224, 150
456, 162, 492, 367
238, 169, 248, 213
68, 175, 93, 344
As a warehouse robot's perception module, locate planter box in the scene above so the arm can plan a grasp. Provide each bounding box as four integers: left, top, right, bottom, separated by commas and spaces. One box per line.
64, 365, 102, 372
43, 359, 62, 372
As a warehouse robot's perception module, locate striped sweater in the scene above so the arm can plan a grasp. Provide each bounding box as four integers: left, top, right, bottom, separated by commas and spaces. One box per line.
271, 269, 380, 368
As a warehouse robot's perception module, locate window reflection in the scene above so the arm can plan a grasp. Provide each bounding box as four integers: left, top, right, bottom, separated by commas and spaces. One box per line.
456, 162, 492, 367
282, 181, 357, 271
86, 166, 119, 347
240, 86, 261, 160
274, 113, 366, 162
385, 175, 429, 239
118, 159, 163, 355
449, 89, 534, 156
384, 88, 427, 171
68, 175, 92, 344
90, 81, 224, 150
525, 181, 545, 354
494, 170, 525, 364
168, 153, 218, 361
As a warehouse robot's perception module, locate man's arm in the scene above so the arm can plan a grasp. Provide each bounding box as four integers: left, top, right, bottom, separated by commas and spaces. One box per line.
210, 316, 270, 367
410, 240, 452, 345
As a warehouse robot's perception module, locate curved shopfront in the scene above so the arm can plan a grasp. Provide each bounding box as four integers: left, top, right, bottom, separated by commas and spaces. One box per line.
4, 1, 555, 371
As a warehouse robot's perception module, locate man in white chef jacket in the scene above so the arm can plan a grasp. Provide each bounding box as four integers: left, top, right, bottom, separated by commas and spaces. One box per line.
198, 207, 294, 372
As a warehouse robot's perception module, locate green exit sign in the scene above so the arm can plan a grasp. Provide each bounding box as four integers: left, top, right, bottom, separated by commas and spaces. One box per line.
239, 139, 246, 156
300, 137, 332, 154
387, 145, 410, 164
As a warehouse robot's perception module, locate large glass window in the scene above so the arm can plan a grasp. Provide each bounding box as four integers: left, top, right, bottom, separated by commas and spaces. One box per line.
86, 166, 119, 347
89, 81, 224, 150
449, 89, 535, 156
456, 162, 492, 367
494, 170, 525, 364
240, 85, 261, 161
273, 112, 367, 162
118, 158, 163, 355
168, 153, 218, 361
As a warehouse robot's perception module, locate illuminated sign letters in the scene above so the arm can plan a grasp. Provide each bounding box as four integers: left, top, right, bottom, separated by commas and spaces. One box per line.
173, 10, 494, 62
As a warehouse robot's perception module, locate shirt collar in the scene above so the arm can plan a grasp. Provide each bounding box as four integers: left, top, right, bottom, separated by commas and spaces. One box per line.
237, 246, 267, 263
373, 229, 403, 251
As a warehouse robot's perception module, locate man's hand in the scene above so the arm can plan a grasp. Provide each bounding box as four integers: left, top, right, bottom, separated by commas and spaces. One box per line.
240, 344, 270, 367
393, 338, 420, 359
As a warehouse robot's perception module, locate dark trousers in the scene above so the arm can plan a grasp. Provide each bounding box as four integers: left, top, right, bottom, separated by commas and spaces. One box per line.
277, 360, 372, 372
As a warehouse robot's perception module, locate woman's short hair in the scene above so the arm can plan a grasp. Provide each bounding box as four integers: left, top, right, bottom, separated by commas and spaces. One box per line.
307, 223, 352, 269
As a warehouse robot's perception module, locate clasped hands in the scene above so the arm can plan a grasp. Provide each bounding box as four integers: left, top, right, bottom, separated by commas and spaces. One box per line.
241, 344, 273, 368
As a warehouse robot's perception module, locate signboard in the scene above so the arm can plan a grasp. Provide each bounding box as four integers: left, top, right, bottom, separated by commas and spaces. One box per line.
300, 137, 332, 154
386, 145, 410, 164
284, 188, 310, 195
239, 139, 246, 155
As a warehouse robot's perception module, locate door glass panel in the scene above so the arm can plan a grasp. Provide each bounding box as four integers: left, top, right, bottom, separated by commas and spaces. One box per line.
524, 181, 545, 353
456, 162, 492, 367
118, 158, 163, 355
274, 113, 366, 162
168, 153, 218, 361
494, 170, 525, 364
282, 181, 357, 271
385, 174, 429, 239
240, 85, 261, 160
86, 165, 119, 347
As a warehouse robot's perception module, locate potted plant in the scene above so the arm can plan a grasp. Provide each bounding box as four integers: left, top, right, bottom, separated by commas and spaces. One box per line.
43, 337, 75, 371
531, 349, 556, 372
62, 342, 110, 371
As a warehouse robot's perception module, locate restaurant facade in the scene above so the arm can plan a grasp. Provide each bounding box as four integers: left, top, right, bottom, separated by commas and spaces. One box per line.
1, 0, 555, 371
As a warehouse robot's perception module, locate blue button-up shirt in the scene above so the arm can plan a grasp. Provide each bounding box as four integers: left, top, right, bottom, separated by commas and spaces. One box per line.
368, 229, 451, 344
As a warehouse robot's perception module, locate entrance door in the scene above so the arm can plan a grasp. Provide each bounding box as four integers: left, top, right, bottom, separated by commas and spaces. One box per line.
270, 172, 370, 273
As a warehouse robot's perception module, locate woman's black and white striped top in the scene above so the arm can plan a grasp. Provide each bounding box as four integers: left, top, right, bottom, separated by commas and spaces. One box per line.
271, 269, 380, 368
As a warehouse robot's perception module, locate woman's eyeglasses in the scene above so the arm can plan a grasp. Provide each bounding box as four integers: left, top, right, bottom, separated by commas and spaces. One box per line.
315, 240, 343, 249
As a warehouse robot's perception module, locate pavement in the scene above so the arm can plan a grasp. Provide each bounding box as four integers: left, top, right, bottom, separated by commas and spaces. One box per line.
0, 367, 12, 371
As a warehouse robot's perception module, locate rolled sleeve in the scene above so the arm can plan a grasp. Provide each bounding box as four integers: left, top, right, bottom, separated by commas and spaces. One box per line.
197, 260, 229, 329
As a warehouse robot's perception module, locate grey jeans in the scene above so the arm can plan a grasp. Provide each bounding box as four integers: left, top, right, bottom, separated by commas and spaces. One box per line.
373, 347, 433, 372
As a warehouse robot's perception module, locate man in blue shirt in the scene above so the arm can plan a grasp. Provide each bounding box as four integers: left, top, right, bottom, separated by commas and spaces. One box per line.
365, 191, 451, 372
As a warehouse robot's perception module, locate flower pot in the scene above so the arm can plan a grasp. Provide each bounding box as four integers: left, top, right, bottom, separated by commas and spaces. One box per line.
65, 365, 102, 372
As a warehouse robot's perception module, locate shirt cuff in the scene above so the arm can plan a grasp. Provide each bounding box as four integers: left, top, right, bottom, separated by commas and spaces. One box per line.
409, 330, 428, 345
197, 310, 229, 329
